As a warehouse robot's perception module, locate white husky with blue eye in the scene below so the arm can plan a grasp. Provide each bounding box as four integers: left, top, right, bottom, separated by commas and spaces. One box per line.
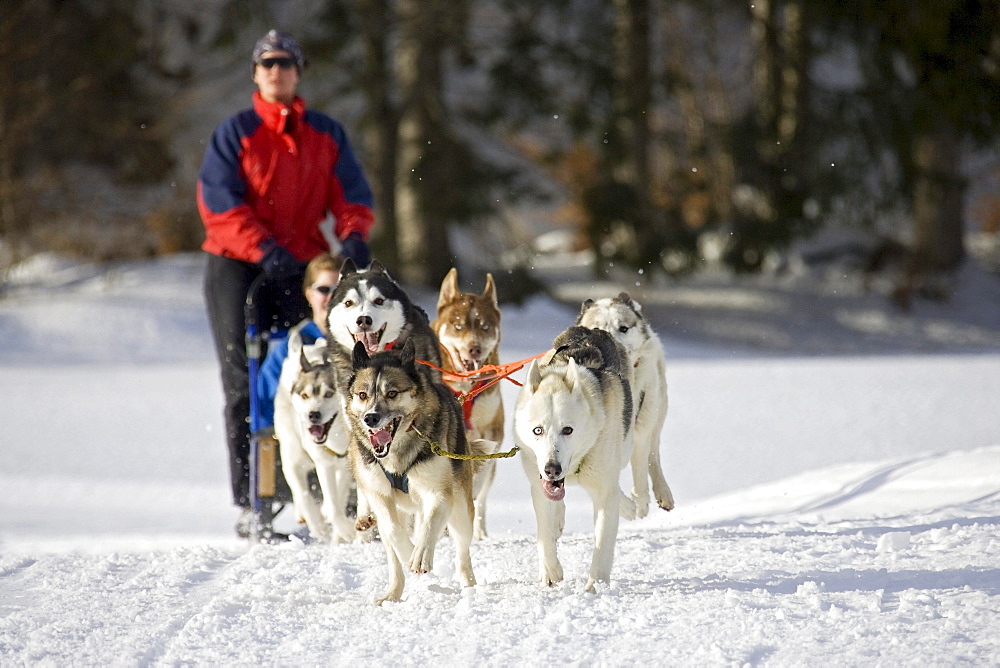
514, 326, 637, 593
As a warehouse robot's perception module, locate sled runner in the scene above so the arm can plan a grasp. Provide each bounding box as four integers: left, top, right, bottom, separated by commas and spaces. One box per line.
245, 274, 295, 543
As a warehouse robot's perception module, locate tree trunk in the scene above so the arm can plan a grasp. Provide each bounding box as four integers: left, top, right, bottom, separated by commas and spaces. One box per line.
911, 122, 965, 273
612, 0, 652, 193
393, 0, 454, 287
358, 0, 399, 269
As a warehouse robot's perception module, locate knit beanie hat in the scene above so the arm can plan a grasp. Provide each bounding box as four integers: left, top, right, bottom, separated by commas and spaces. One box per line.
252, 30, 306, 69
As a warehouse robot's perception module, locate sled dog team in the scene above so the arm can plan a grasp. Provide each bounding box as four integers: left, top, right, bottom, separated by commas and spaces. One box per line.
272, 259, 675, 604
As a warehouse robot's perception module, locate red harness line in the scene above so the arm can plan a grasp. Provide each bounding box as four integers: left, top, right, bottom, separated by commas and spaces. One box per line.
417, 350, 549, 428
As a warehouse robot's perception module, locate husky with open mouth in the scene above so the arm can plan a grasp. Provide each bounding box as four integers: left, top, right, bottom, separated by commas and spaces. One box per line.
325, 259, 442, 389
273, 338, 362, 543
514, 325, 637, 592
431, 268, 504, 540
344, 339, 479, 605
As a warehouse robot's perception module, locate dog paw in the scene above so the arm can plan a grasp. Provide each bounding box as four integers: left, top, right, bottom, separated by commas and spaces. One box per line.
656, 494, 675, 512
376, 591, 403, 606
540, 564, 563, 586
619, 492, 637, 520
355, 514, 377, 532
408, 547, 433, 574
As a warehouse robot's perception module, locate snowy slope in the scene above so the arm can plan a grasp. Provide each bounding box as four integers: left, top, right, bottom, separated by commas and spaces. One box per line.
1, 253, 999, 665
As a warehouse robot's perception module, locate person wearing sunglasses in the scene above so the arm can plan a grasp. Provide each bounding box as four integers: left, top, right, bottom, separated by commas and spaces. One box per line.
197, 29, 375, 536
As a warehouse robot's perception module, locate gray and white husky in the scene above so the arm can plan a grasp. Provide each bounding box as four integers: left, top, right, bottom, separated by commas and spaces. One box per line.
273, 335, 361, 543
344, 339, 479, 605
514, 326, 637, 592
577, 293, 675, 515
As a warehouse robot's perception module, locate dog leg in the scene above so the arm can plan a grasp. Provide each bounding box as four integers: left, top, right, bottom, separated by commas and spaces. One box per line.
447, 495, 478, 588
283, 459, 331, 542
368, 495, 414, 604
648, 441, 675, 511
471, 459, 496, 540
628, 433, 652, 518
528, 478, 564, 586
354, 487, 377, 537
408, 494, 449, 575
328, 462, 360, 543
377, 537, 406, 605
585, 483, 620, 592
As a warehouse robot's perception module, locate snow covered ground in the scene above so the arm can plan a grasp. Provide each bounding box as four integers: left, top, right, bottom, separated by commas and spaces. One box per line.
2, 252, 999, 665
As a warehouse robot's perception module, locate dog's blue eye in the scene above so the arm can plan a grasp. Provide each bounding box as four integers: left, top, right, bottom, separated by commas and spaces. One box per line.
482, 324, 490, 331
324, 391, 334, 398
532, 426, 543, 436
561, 426, 573, 435
454, 324, 462, 330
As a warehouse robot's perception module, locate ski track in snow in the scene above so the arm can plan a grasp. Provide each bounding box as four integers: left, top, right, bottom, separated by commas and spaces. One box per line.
3, 499, 1000, 665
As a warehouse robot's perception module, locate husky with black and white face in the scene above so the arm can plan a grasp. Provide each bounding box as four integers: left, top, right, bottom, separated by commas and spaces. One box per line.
325, 259, 442, 389
343, 339, 478, 605
577, 293, 675, 516
273, 336, 361, 544
514, 326, 637, 593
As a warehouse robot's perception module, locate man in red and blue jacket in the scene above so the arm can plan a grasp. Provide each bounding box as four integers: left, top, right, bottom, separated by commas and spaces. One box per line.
197, 30, 374, 536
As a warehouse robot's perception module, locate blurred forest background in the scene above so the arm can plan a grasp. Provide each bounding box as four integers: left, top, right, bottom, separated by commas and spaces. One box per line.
2, 0, 999, 305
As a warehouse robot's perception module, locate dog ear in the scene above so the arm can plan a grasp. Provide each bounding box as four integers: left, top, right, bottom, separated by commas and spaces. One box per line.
579, 299, 595, 318
526, 359, 543, 392
369, 259, 386, 274
352, 341, 371, 369
483, 272, 498, 308
299, 345, 314, 373
340, 258, 358, 280
616, 292, 639, 312
564, 357, 580, 391
437, 267, 460, 312
398, 338, 416, 368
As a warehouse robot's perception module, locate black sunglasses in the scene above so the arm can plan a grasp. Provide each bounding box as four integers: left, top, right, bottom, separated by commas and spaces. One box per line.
311, 284, 335, 295
259, 57, 296, 70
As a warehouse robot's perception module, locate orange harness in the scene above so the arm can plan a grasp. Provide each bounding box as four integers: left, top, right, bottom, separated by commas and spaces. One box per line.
417, 350, 548, 427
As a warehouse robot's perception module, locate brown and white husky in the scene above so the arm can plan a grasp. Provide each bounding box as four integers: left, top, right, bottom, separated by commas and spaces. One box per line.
432, 268, 504, 540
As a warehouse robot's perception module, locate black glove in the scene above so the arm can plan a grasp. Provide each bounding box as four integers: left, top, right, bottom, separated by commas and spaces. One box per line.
258, 242, 301, 280
340, 231, 370, 268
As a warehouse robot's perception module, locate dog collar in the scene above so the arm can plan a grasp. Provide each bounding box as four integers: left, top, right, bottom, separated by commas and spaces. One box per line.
378, 463, 409, 494
322, 445, 348, 458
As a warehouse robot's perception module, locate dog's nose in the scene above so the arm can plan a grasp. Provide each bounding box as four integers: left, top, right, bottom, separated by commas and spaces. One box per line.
357, 315, 373, 330
309, 411, 321, 423
544, 460, 562, 480
364, 412, 381, 428
469, 345, 482, 359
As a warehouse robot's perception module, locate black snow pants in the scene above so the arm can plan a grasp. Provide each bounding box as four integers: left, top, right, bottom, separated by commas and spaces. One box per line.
203, 253, 309, 507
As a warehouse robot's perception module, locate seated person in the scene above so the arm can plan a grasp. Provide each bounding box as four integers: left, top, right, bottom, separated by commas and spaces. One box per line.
256, 252, 340, 430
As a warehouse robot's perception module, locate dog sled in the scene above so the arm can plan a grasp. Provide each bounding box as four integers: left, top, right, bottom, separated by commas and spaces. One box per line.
245, 274, 362, 543
245, 274, 295, 542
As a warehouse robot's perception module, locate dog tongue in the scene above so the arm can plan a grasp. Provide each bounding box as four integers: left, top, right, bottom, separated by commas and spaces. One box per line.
363, 332, 381, 353
542, 480, 566, 502
369, 428, 392, 449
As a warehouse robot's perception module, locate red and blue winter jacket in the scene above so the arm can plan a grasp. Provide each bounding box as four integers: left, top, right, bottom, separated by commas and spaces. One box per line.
197, 92, 374, 264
